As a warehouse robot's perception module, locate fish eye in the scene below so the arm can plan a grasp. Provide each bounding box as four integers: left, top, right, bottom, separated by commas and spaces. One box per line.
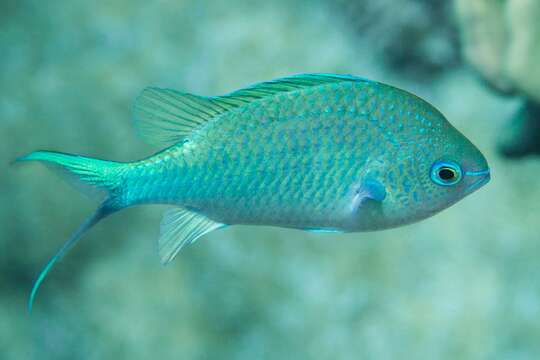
430, 161, 462, 186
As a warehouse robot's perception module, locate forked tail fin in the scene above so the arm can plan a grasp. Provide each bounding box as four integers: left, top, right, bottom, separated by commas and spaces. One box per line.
15, 150, 125, 312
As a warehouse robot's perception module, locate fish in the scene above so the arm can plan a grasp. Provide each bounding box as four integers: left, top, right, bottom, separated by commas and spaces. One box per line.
16, 73, 490, 311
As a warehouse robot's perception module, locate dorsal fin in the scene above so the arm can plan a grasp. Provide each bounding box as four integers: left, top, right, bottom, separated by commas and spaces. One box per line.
221, 73, 367, 104
133, 88, 235, 146
133, 73, 369, 146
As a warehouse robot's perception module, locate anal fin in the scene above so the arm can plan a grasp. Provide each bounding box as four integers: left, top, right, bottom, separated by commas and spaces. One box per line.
159, 208, 226, 264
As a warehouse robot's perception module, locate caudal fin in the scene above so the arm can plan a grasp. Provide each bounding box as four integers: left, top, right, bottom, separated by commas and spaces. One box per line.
15, 150, 125, 312
16, 151, 124, 198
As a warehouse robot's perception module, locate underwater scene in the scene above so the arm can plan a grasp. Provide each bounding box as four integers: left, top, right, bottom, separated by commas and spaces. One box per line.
2, 0, 540, 359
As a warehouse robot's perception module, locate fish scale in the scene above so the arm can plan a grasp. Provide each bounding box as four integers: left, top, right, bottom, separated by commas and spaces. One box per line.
18, 73, 490, 311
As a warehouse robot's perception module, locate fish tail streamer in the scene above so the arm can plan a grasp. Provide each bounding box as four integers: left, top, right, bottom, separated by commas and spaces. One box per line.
14, 150, 126, 312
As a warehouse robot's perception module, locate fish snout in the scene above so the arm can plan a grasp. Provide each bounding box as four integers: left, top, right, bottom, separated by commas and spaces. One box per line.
464, 168, 491, 193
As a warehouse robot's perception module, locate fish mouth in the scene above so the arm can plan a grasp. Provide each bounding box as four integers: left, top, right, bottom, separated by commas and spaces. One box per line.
465, 168, 491, 194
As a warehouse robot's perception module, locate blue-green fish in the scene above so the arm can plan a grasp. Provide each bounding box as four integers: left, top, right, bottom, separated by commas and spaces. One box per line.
17, 74, 490, 311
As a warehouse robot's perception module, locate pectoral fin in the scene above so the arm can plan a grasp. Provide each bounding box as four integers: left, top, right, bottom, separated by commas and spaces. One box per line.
159, 208, 226, 264
351, 178, 386, 213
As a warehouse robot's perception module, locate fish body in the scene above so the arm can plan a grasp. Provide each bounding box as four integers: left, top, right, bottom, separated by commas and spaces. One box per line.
17, 74, 490, 310
126, 75, 488, 231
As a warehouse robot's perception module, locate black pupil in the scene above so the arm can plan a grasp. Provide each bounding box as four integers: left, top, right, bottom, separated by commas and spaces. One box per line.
438, 168, 455, 181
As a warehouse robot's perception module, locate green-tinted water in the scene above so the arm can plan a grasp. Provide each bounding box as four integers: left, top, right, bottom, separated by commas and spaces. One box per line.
2, 0, 540, 359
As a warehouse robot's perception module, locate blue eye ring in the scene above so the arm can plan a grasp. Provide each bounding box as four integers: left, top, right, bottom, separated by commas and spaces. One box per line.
430, 161, 462, 186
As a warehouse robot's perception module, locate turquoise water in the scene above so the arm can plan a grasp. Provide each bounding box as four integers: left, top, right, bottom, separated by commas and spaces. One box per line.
2, 0, 540, 359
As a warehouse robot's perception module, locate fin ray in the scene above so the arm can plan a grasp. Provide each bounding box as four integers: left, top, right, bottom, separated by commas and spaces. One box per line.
15, 150, 124, 312
159, 208, 226, 264
350, 178, 387, 214
15, 151, 124, 200
133, 74, 370, 146
133, 88, 234, 146
28, 205, 114, 313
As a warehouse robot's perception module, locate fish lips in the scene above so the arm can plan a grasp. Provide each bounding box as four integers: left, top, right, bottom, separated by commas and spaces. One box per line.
464, 169, 491, 194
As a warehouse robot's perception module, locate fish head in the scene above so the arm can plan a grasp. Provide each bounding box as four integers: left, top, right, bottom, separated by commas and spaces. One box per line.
360, 113, 491, 231
382, 122, 490, 227
426, 124, 490, 200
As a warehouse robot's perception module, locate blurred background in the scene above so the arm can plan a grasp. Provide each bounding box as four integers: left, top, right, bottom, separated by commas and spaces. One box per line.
2, 0, 540, 359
